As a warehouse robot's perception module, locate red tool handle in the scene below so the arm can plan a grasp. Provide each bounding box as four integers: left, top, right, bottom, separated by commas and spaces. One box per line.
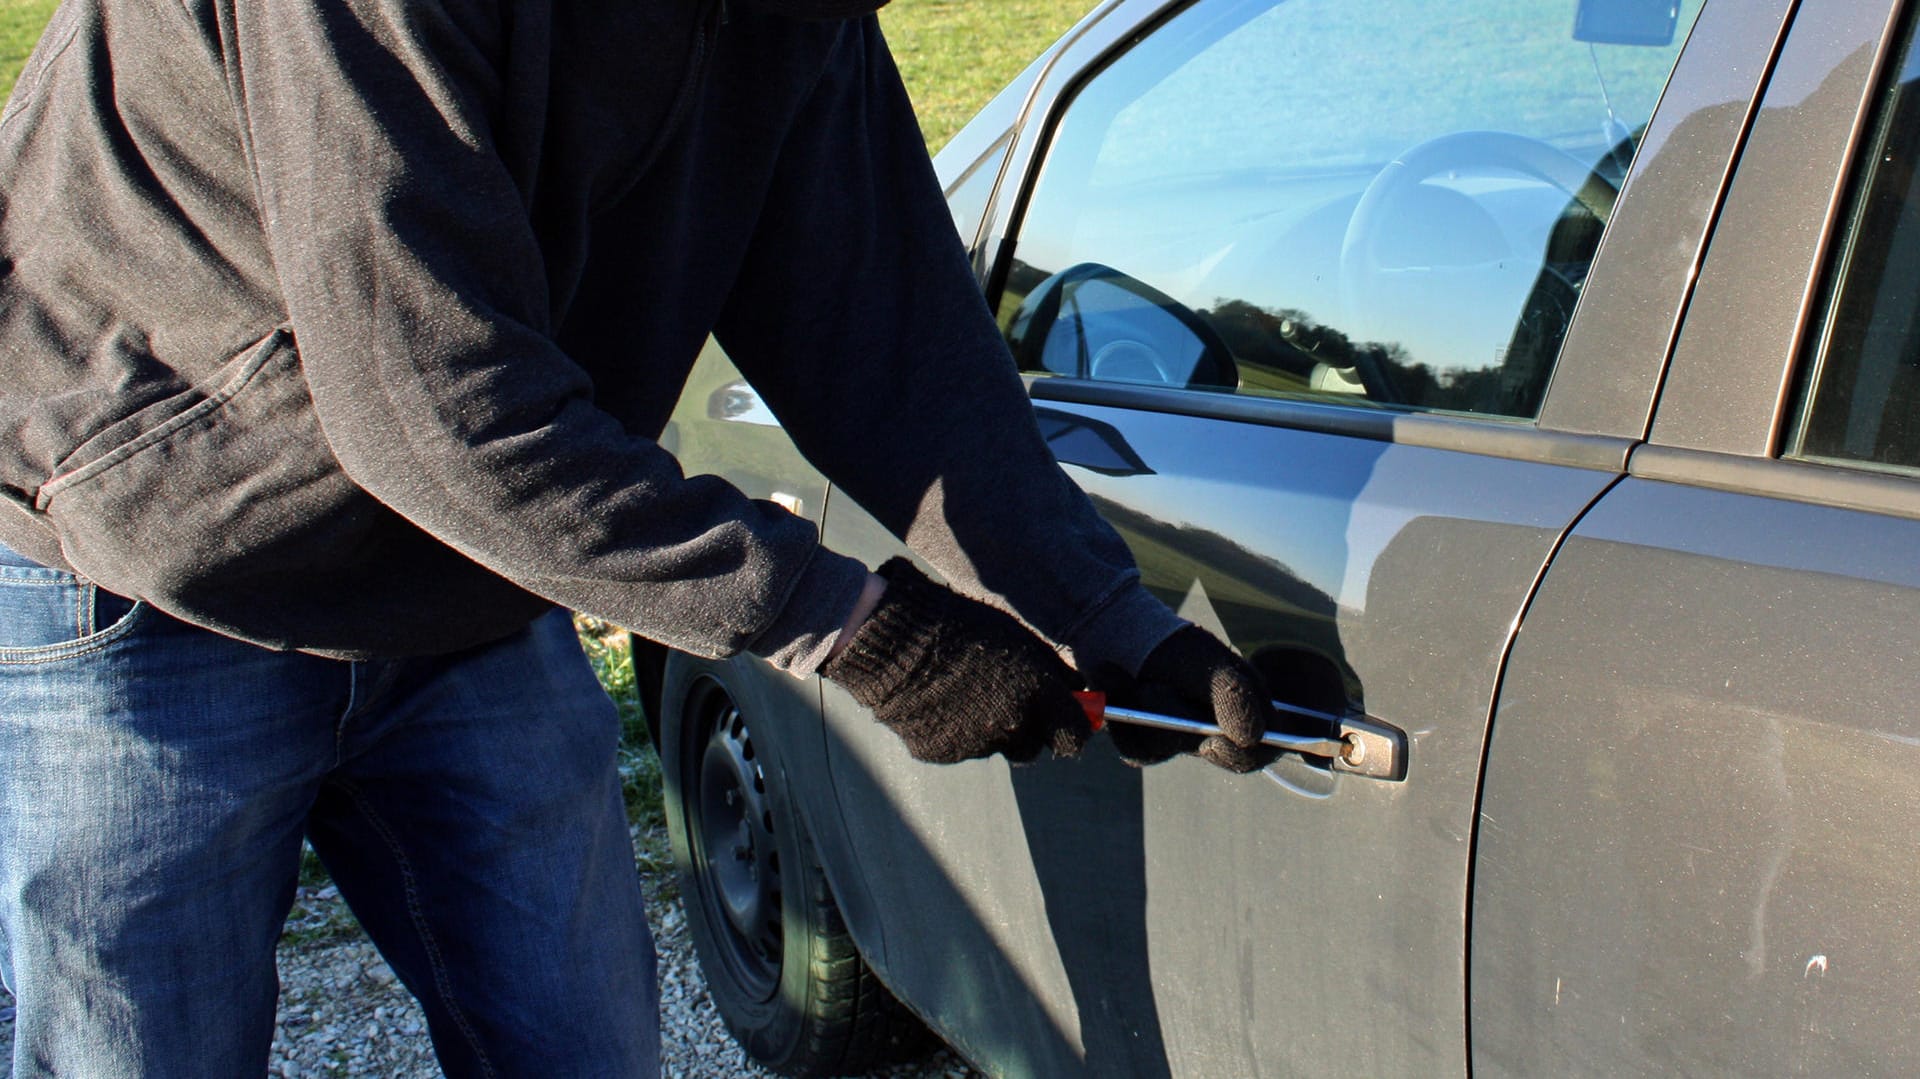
1074, 690, 1106, 731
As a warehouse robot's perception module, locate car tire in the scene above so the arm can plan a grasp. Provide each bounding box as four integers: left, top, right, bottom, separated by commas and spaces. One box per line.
659, 654, 932, 1077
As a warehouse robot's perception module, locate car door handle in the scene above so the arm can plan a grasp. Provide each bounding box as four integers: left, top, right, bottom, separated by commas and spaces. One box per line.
1086, 696, 1407, 781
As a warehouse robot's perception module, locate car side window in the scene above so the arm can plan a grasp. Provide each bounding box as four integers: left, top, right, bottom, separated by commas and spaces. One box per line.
1791, 19, 1920, 474
1000, 0, 1703, 419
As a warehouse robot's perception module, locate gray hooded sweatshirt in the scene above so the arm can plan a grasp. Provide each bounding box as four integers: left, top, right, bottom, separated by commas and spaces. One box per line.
0, 0, 1181, 675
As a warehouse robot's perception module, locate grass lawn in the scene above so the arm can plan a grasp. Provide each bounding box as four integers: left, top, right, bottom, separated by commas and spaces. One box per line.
882, 0, 1095, 149
0, 0, 57, 103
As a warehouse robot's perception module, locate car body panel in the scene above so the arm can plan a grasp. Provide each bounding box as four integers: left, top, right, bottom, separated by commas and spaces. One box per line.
820, 410, 1617, 1077
1653, 0, 1906, 456
1468, 478, 1920, 1077
662, 337, 831, 524
655, 0, 1920, 1075
1538, 0, 1799, 438
658, 341, 892, 965
1470, 2, 1920, 1073
798, 3, 1785, 1072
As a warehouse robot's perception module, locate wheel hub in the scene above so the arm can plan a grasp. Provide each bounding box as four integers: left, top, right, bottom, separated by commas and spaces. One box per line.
693, 701, 783, 995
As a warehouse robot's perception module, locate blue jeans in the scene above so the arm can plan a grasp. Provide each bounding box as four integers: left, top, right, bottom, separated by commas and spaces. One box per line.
0, 541, 659, 1077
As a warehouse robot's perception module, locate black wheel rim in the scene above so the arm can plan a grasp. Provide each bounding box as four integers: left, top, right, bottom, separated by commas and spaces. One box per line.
685, 678, 784, 1002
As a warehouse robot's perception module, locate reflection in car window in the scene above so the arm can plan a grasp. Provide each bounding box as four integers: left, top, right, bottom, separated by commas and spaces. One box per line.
1001, 0, 1703, 419
1792, 18, 1920, 474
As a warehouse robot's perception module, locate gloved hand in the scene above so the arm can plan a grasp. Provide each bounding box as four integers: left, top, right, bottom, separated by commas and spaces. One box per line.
1094, 626, 1275, 773
819, 558, 1091, 764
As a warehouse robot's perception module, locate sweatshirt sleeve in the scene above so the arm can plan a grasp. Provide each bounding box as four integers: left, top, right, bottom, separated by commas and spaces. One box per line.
711, 17, 1186, 677
228, 0, 871, 664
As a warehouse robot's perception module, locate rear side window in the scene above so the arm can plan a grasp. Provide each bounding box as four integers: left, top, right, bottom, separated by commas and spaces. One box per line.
1791, 19, 1920, 474
999, 0, 1703, 419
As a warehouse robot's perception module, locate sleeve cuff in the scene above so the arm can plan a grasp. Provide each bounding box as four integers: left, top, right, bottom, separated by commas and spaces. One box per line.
1060, 578, 1188, 679
745, 544, 874, 676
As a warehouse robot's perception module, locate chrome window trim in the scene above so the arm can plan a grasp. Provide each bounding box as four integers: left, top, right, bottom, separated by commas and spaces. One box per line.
977, 0, 1205, 303
931, 1, 1132, 268
1027, 376, 1635, 470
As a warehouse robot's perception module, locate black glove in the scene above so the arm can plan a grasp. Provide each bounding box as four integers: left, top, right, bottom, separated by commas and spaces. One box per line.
1094, 626, 1275, 773
819, 558, 1091, 765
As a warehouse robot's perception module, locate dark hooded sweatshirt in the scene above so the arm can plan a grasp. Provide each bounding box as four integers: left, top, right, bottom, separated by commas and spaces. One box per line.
0, 0, 1181, 675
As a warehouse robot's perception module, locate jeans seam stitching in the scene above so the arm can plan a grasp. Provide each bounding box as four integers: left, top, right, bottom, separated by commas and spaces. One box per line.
0, 604, 146, 664
336, 666, 359, 765
335, 780, 499, 1078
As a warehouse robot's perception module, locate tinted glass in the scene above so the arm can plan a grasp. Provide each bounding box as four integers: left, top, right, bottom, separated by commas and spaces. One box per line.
1001, 0, 1703, 419
1792, 20, 1920, 474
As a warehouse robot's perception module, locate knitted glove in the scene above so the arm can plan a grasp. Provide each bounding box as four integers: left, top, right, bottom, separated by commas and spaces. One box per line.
1095, 626, 1275, 774
820, 558, 1091, 764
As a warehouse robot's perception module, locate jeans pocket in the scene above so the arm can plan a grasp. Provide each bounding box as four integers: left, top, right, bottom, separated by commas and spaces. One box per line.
0, 543, 141, 655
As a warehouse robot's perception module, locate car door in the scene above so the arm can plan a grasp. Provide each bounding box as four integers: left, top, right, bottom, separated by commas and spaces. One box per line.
811, 0, 1790, 1075
1471, 0, 1920, 1073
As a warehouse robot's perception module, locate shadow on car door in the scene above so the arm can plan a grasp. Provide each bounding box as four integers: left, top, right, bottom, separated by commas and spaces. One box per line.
819, 403, 1622, 1075
1475, 2, 1920, 1070
800, 0, 1775, 1068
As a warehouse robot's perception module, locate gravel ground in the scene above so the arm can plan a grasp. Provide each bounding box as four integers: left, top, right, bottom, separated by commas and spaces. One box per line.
0, 819, 981, 1079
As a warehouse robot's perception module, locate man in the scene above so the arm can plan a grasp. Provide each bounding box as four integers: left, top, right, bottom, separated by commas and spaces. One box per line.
0, 0, 1273, 1074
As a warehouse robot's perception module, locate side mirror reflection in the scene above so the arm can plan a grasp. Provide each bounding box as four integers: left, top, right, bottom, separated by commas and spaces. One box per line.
1006, 262, 1240, 391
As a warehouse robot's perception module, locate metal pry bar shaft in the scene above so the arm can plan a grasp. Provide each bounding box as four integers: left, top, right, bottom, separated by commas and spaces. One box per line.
1096, 702, 1359, 765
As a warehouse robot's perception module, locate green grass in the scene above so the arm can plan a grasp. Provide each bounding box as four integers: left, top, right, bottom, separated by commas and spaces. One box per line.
575, 616, 668, 844
881, 0, 1095, 150
0, 0, 57, 104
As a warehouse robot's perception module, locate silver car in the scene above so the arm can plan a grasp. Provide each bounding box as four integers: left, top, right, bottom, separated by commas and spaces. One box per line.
639, 0, 1920, 1074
